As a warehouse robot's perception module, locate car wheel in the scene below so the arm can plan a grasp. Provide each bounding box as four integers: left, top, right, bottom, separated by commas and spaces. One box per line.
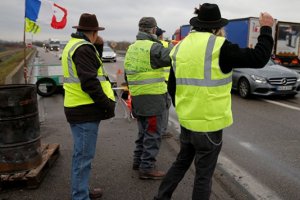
36, 77, 57, 97
238, 78, 251, 98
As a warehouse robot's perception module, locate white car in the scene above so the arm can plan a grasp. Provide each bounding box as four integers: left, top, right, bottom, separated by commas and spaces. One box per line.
102, 46, 117, 62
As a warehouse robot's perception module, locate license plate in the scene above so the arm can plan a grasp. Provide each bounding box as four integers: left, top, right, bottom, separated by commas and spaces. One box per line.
277, 86, 293, 91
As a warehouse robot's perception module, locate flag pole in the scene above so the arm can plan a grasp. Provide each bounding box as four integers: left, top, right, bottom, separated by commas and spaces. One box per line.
23, 3, 28, 84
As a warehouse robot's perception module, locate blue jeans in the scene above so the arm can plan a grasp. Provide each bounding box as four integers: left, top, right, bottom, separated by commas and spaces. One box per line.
154, 127, 222, 200
70, 121, 100, 200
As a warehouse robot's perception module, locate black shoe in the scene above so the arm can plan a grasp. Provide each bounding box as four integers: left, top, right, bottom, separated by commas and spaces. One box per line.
132, 163, 139, 170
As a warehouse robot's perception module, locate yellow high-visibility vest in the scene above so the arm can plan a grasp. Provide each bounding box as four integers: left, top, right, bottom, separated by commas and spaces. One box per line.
124, 40, 166, 96
160, 40, 171, 81
171, 32, 233, 132
62, 38, 115, 107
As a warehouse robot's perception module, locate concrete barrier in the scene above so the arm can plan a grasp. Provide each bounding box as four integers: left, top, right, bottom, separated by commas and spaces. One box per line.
5, 49, 36, 84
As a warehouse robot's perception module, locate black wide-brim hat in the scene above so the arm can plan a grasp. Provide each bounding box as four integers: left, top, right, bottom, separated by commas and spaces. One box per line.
190, 3, 228, 29
72, 13, 105, 31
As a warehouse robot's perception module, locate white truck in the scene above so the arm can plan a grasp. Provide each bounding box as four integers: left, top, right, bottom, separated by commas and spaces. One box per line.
225, 17, 300, 68
47, 39, 60, 51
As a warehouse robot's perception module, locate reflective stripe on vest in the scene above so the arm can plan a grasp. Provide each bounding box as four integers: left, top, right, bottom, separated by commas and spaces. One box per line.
127, 77, 165, 85
172, 35, 232, 87
171, 32, 233, 132
62, 38, 115, 107
124, 40, 166, 96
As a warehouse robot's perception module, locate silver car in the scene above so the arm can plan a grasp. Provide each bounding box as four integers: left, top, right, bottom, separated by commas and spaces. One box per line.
232, 59, 300, 98
102, 46, 117, 62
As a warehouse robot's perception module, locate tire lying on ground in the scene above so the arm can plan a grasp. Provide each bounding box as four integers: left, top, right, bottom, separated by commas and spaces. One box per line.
36, 77, 57, 97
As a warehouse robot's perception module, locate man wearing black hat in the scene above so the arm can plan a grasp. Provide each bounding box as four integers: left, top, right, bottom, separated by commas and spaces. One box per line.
61, 13, 115, 200
124, 17, 172, 180
155, 3, 274, 200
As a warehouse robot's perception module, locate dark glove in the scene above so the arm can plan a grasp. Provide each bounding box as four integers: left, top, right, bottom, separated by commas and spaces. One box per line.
108, 100, 116, 113
104, 99, 116, 119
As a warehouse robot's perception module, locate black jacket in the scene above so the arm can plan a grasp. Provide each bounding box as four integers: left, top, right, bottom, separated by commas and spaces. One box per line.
64, 32, 115, 123
168, 26, 274, 105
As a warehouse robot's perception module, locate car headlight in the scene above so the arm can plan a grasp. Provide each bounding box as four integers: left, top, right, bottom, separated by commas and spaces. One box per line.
250, 75, 267, 84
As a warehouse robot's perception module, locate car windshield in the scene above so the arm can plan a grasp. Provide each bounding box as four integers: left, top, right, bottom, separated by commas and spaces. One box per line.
103, 46, 113, 52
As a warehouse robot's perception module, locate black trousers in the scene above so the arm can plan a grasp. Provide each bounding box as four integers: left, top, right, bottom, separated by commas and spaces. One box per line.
154, 127, 223, 200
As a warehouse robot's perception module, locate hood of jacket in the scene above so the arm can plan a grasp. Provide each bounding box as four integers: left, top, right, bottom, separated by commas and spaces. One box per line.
136, 31, 161, 43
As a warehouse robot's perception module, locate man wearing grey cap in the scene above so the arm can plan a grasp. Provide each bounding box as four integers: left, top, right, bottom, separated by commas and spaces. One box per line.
124, 17, 172, 179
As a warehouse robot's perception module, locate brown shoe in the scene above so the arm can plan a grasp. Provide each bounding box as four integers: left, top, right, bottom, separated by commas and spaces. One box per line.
139, 170, 165, 180
89, 187, 103, 199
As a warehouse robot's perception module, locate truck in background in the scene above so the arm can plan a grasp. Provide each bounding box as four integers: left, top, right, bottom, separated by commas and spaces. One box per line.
172, 18, 300, 69
274, 21, 300, 67
225, 17, 300, 68
45, 38, 60, 51
171, 24, 191, 45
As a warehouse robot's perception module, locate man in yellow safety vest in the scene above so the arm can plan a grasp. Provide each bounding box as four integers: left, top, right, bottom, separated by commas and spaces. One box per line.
124, 17, 172, 180
62, 13, 115, 200
155, 3, 274, 200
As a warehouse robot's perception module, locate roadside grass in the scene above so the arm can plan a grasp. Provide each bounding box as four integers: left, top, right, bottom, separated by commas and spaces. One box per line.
0, 48, 33, 84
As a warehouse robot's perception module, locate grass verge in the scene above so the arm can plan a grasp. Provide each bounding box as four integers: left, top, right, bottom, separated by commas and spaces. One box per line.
0, 48, 34, 84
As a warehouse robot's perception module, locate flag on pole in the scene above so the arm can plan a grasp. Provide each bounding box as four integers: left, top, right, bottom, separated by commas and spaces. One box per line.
25, 0, 68, 34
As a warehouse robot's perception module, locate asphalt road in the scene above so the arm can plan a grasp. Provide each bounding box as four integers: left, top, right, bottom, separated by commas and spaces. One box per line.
83, 53, 300, 200
169, 93, 300, 200
1, 48, 235, 200
7, 47, 300, 199
107, 53, 300, 199
221, 94, 300, 200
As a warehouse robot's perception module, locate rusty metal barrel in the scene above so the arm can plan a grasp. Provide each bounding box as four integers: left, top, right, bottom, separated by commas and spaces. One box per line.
0, 84, 42, 173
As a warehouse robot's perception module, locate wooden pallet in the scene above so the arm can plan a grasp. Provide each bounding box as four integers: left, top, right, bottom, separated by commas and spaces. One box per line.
0, 143, 60, 189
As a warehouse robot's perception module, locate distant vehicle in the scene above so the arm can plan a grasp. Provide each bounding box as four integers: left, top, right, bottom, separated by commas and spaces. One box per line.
232, 59, 300, 98
26, 43, 32, 48
102, 46, 116, 62
225, 17, 300, 68
171, 25, 191, 45
26, 39, 33, 48
47, 39, 60, 51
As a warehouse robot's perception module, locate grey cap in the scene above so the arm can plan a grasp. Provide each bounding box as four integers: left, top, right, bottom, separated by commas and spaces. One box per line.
138, 17, 157, 28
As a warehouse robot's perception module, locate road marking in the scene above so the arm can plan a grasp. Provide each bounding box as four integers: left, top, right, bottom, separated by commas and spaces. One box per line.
263, 99, 300, 111
219, 154, 282, 200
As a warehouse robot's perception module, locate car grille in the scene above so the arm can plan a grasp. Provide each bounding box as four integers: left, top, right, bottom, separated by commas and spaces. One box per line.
268, 77, 297, 85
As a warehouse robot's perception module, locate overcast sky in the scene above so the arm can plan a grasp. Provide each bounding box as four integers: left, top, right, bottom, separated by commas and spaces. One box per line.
1, 0, 299, 43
